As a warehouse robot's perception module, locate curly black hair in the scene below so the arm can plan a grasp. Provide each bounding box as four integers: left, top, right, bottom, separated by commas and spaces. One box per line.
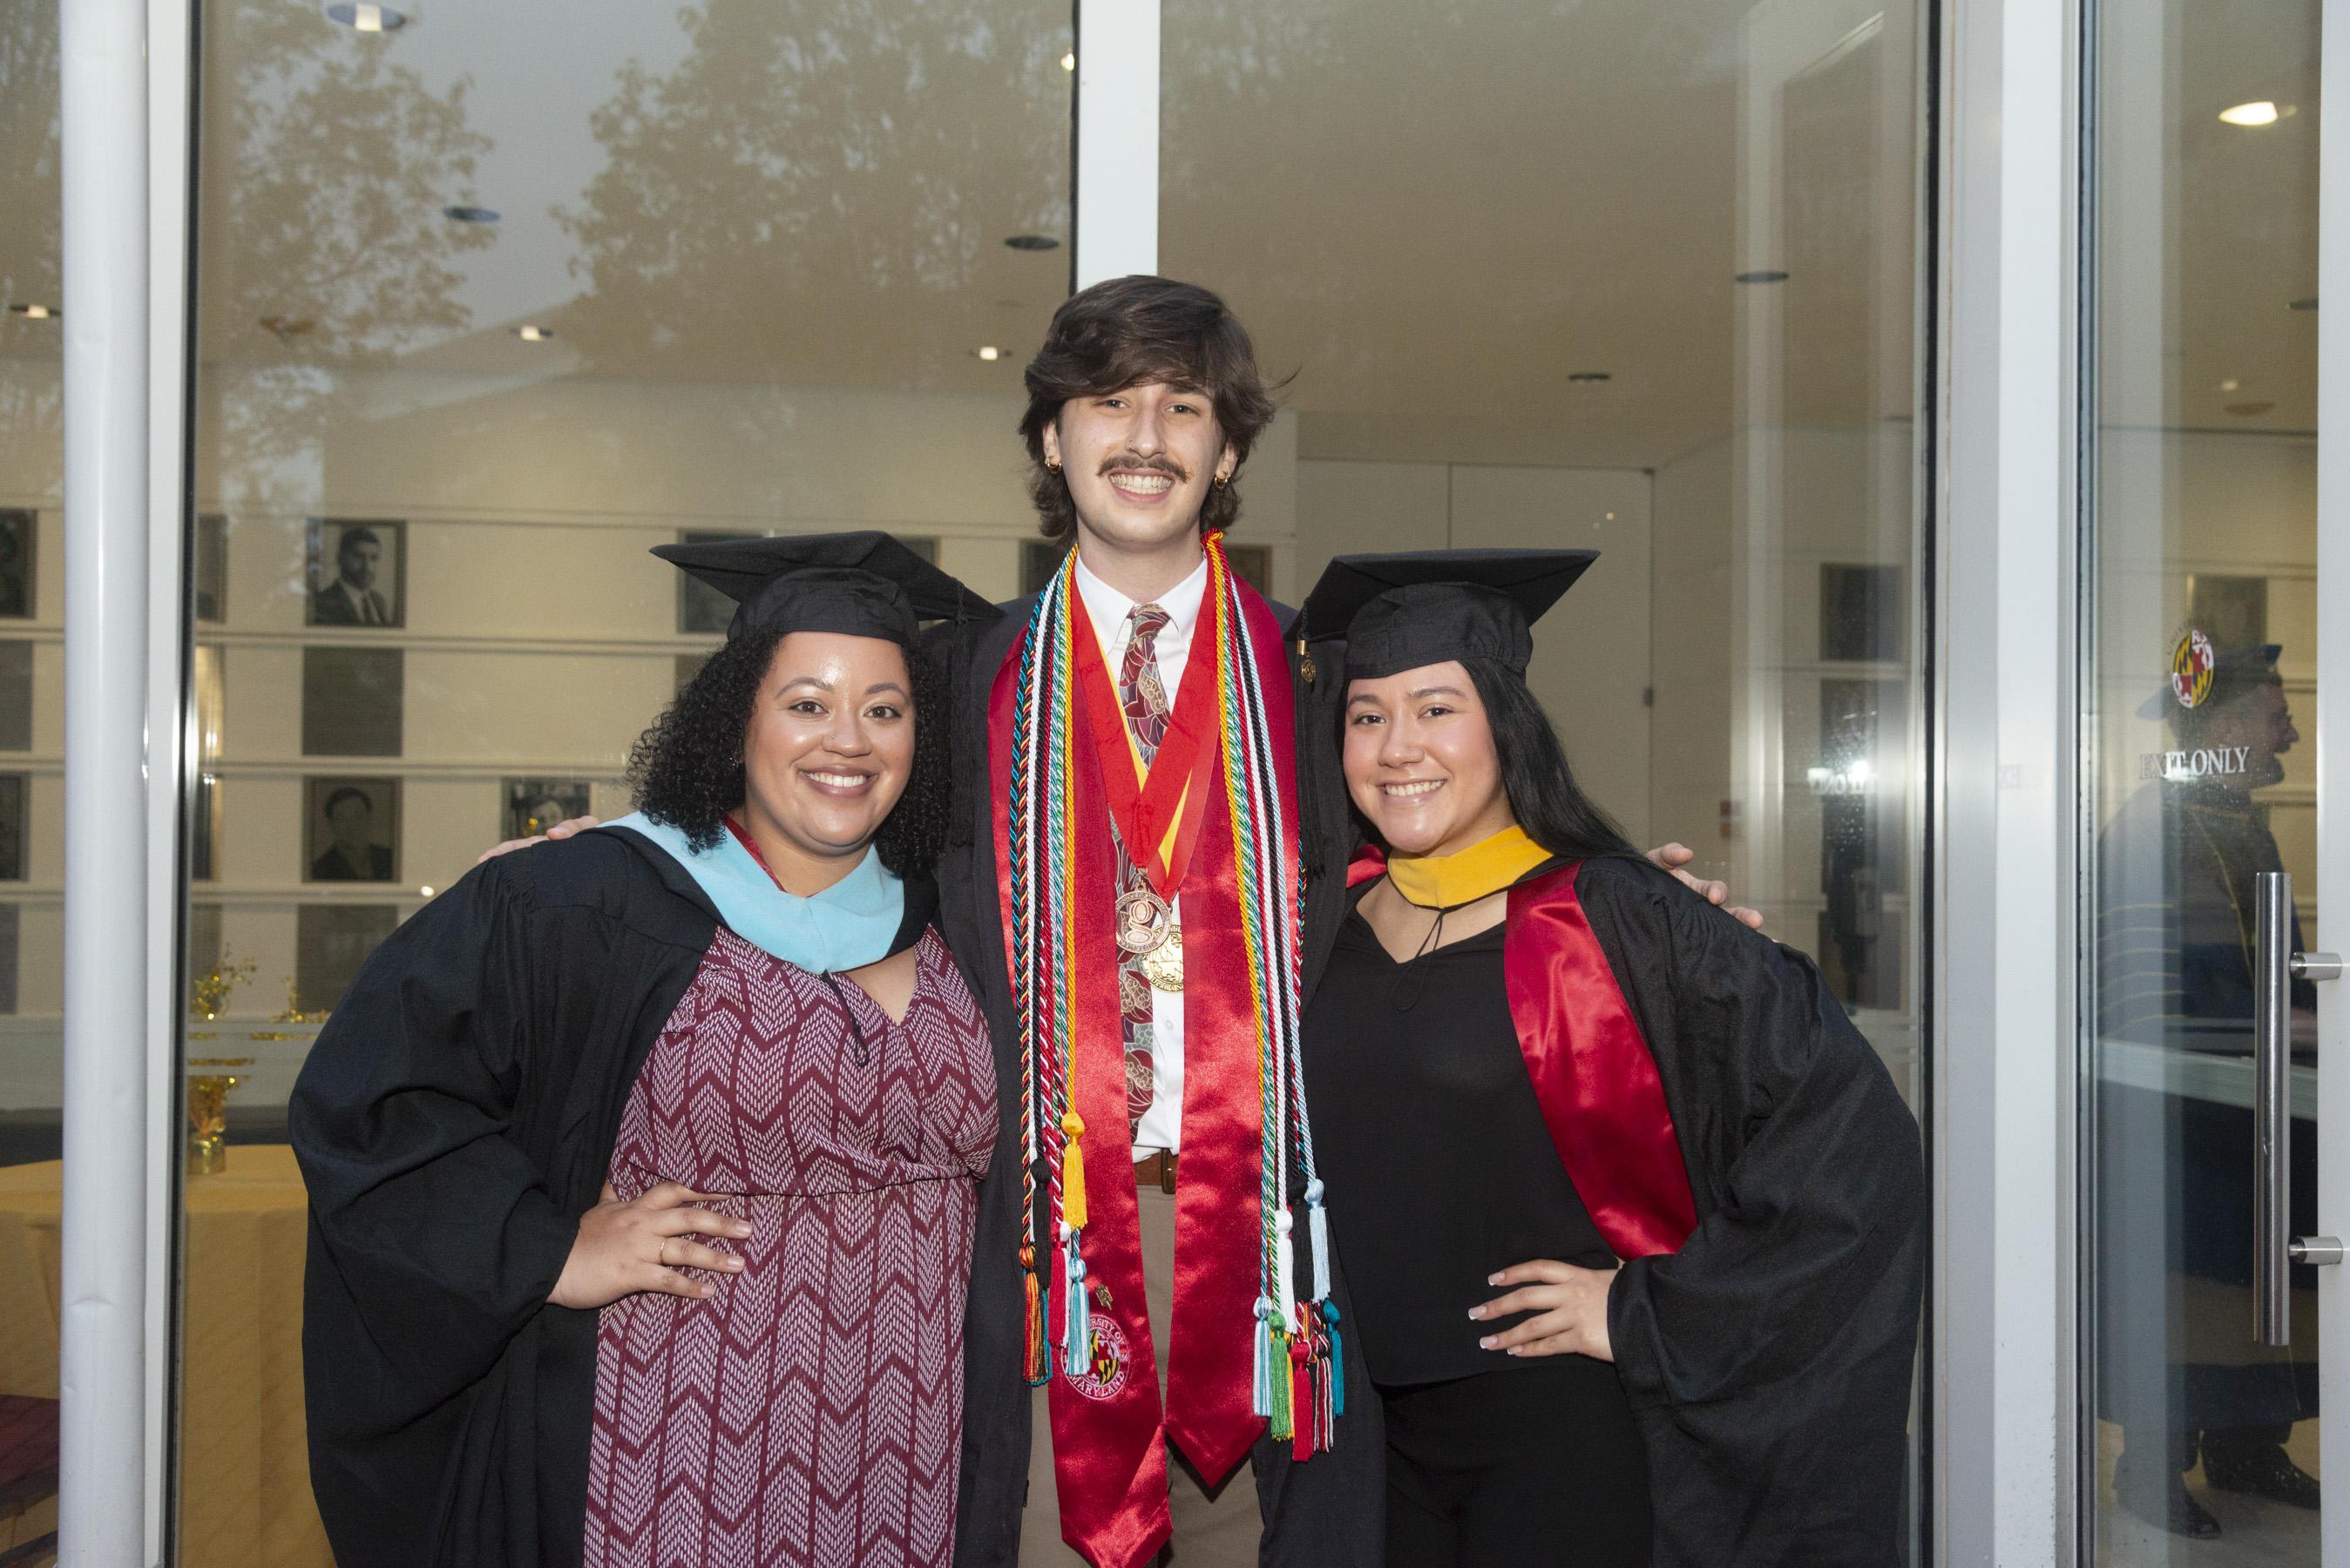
626, 630, 952, 877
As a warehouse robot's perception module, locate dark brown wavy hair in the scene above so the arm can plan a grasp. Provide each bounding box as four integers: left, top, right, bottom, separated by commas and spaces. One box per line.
1017, 275, 1282, 545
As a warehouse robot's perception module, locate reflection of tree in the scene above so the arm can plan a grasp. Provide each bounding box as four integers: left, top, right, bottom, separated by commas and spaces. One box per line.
0, 0, 64, 475
556, 0, 1067, 382
206, 0, 492, 362
198, 0, 493, 522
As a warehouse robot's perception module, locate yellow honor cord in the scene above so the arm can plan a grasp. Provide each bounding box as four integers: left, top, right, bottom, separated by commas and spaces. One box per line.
1385, 824, 1553, 909
1060, 1109, 1088, 1230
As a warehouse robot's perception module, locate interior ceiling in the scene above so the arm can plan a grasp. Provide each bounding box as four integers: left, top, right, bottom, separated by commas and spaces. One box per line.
0, 0, 2323, 471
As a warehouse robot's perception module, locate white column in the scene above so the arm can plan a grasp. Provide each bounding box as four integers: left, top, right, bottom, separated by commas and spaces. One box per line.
1936, 1, 2080, 1564
1073, 0, 1160, 287
58, 0, 154, 1559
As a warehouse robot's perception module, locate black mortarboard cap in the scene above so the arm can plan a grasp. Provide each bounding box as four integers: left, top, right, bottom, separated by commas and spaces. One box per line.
2137, 641, 2283, 720
651, 531, 998, 644
1296, 548, 1599, 679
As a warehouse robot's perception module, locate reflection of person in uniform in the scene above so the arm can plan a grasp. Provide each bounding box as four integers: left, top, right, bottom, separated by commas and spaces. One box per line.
311, 527, 392, 625
2097, 643, 2317, 1538
311, 787, 394, 882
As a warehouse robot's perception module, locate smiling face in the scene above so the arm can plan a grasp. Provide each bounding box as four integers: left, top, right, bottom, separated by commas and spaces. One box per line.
736, 631, 916, 885
1041, 381, 1237, 561
1344, 660, 1520, 858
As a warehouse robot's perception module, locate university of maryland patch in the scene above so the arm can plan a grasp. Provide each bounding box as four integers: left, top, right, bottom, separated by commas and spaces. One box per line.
1066, 1315, 1132, 1402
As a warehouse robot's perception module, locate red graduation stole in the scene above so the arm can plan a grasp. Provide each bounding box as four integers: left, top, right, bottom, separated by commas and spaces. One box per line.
989, 566, 1306, 1568
1503, 863, 1698, 1259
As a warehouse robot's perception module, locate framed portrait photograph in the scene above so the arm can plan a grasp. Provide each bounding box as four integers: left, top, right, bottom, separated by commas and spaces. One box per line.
0, 641, 30, 753
306, 517, 406, 629
0, 510, 34, 619
505, 778, 595, 841
194, 512, 229, 623
676, 528, 758, 634
302, 646, 403, 756
296, 903, 400, 1016
303, 776, 400, 884
0, 775, 23, 881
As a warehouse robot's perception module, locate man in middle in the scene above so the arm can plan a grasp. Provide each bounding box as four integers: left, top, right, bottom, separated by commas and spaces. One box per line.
938, 274, 1378, 1568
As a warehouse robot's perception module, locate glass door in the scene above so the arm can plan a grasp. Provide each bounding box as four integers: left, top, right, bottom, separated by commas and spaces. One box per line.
2083, 2, 2340, 1561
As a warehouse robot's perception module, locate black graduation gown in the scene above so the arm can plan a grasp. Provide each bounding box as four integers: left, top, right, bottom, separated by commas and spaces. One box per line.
291, 826, 957, 1567
931, 594, 1384, 1568
1569, 854, 1924, 1566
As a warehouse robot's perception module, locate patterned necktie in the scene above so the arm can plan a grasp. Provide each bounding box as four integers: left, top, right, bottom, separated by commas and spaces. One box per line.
1116, 603, 1172, 1137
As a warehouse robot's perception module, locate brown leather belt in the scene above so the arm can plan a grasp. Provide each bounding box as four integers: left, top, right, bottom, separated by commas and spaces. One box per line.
1133, 1150, 1178, 1194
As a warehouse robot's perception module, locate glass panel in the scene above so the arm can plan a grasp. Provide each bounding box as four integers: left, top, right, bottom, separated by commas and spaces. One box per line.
2087, 3, 2323, 1558
0, 1, 64, 1558
1161, 0, 1927, 1559
183, 1, 1069, 1558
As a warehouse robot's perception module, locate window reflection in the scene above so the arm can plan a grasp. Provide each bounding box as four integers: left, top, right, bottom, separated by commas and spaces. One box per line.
185, 1, 1069, 1558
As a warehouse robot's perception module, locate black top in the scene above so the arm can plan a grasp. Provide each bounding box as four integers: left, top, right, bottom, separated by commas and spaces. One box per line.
1304, 896, 1620, 1388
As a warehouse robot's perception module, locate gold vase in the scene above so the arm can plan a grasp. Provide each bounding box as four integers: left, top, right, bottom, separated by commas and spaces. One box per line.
186, 1058, 252, 1176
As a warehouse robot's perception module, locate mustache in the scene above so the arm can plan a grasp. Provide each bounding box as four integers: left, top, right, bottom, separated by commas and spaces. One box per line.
1097, 453, 1189, 483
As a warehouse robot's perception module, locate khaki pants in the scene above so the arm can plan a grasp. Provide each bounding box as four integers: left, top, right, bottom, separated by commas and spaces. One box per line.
1019, 1179, 1263, 1567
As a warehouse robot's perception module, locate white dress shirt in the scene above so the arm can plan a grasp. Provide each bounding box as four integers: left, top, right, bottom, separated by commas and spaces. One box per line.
1072, 552, 1209, 1157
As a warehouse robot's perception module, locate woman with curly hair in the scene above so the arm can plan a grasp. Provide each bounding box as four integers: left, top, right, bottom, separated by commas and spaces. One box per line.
292, 533, 1012, 1568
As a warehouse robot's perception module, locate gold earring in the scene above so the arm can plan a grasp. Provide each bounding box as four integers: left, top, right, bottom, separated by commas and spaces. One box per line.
1214, 473, 1230, 489
1045, 458, 1062, 474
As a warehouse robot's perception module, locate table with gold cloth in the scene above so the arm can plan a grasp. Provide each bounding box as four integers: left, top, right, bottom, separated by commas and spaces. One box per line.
0, 1145, 329, 1567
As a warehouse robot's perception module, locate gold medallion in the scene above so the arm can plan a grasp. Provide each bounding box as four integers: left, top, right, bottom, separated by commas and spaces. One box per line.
1114, 887, 1175, 955
1141, 923, 1184, 993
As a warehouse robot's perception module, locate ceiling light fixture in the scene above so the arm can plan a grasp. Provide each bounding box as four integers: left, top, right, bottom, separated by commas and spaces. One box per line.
2218, 377, 2241, 392
513, 324, 552, 342
974, 346, 1004, 362
1735, 269, 1790, 285
1568, 371, 1612, 383
327, 3, 408, 31
444, 205, 501, 225
1061, 51, 1076, 71
7, 303, 55, 320
2219, 100, 2280, 127
1005, 233, 1060, 252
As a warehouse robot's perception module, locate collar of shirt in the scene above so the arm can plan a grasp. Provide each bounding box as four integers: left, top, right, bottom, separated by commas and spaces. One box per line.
1071, 550, 1209, 695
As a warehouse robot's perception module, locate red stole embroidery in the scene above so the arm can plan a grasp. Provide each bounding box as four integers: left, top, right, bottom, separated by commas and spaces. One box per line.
1502, 864, 1698, 1260
989, 578, 1295, 1568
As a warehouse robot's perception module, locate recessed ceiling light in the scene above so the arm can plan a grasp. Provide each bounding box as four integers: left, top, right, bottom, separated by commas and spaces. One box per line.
2220, 100, 2280, 127
7, 303, 55, 320
1061, 51, 1076, 71
1005, 233, 1060, 252
2218, 377, 2240, 392
327, 3, 407, 31
1568, 371, 1612, 383
444, 205, 501, 225
973, 346, 1004, 362
2225, 400, 2276, 416
2291, 296, 2320, 311
1735, 269, 1790, 285
513, 324, 552, 342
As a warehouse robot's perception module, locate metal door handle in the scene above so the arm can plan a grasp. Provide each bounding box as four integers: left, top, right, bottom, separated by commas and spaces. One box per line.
2254, 871, 2342, 1345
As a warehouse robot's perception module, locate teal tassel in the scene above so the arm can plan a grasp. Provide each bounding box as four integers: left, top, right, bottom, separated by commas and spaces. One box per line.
1251, 1296, 1276, 1417
1324, 1301, 1346, 1416
1063, 1232, 1090, 1374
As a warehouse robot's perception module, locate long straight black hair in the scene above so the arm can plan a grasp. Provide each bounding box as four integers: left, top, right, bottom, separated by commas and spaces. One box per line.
1456, 656, 1642, 864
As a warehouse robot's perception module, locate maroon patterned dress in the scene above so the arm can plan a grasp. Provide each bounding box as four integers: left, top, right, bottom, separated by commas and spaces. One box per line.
581, 927, 997, 1568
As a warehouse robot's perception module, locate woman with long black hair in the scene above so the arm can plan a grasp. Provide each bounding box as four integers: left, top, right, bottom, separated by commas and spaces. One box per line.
1292, 550, 1924, 1567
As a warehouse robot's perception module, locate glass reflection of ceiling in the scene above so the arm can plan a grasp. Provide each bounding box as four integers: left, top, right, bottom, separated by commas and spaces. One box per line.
0, 0, 64, 362
192, 0, 1073, 392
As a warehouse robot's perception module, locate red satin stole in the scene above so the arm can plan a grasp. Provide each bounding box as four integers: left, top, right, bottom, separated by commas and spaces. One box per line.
1502, 863, 1698, 1260
989, 579, 1297, 1568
